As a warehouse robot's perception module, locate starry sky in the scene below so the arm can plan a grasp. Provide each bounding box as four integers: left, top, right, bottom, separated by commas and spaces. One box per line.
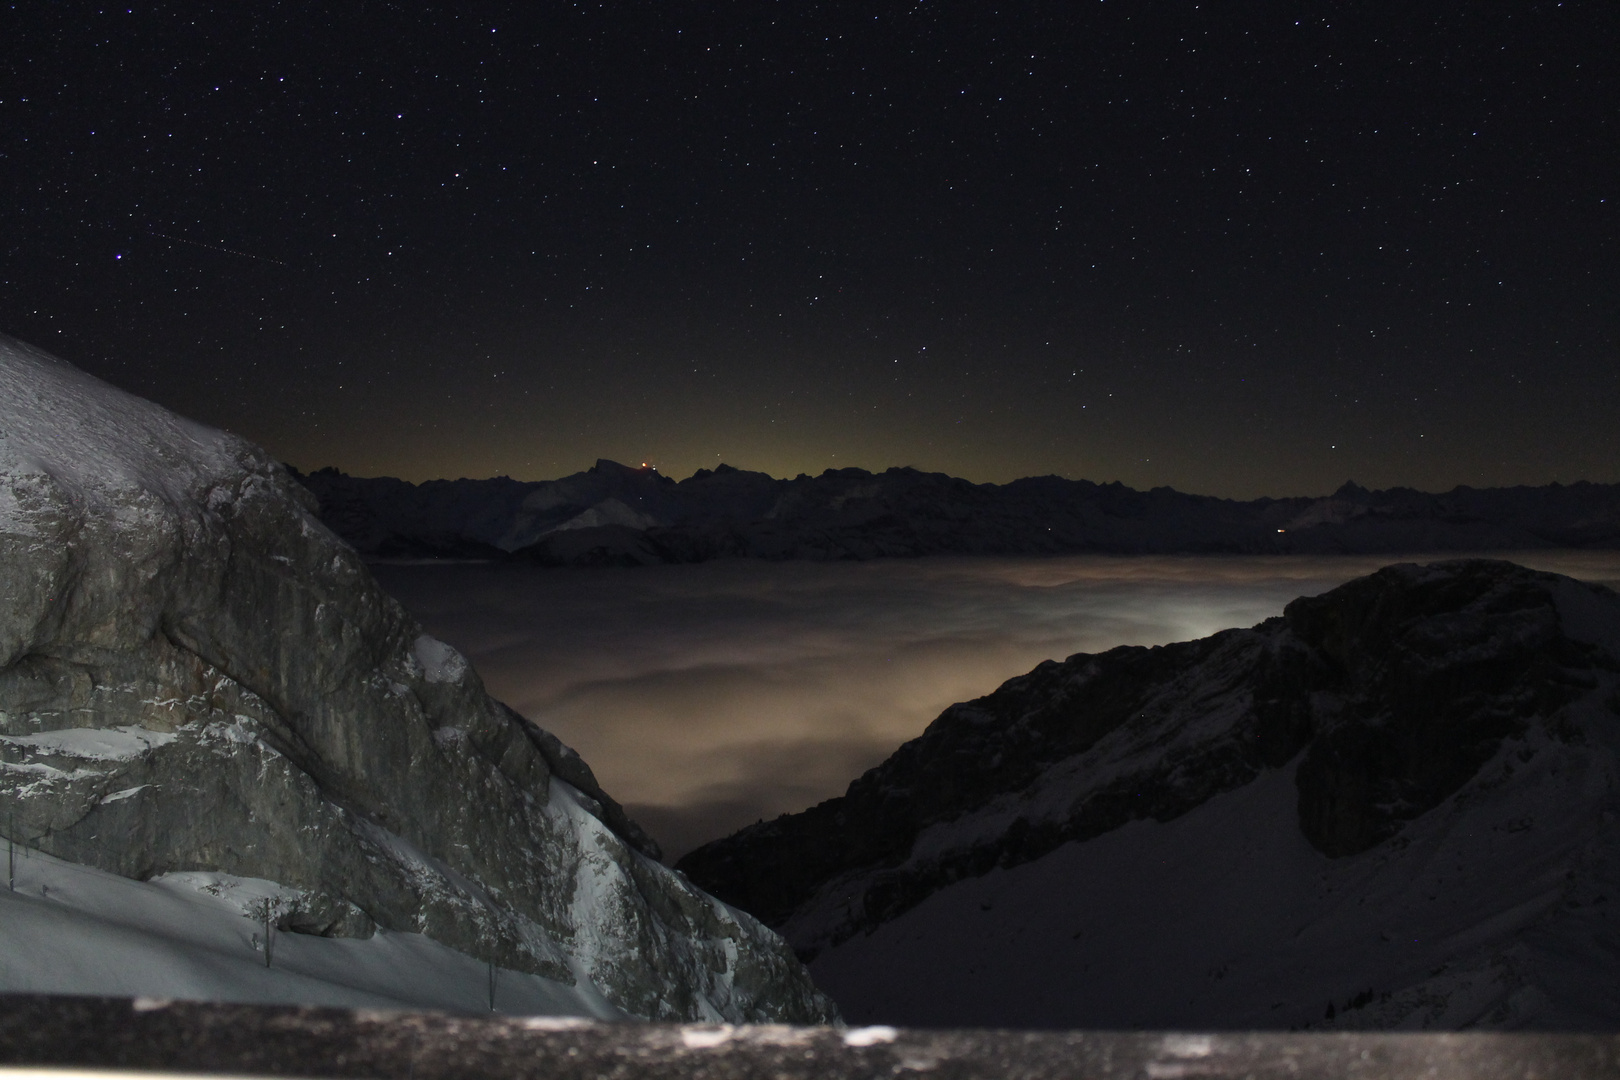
3, 1, 1616, 498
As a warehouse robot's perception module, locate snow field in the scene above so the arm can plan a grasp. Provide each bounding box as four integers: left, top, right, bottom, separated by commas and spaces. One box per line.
810, 717, 1620, 1031
0, 846, 625, 1018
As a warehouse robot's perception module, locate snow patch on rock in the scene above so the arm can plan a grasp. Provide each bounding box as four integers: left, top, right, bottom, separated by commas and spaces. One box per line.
549, 498, 662, 535
0, 726, 176, 762
413, 635, 469, 684
0, 336, 247, 519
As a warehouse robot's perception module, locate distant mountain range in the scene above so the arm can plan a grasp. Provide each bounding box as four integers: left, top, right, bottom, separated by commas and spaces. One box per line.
293, 461, 1620, 564
677, 559, 1620, 1030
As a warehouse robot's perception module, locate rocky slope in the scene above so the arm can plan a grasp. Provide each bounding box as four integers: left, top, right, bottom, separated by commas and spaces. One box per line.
296, 463, 1620, 566
0, 334, 837, 1023
678, 559, 1620, 1029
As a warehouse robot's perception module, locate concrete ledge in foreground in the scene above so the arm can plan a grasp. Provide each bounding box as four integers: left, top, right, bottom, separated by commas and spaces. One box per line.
1, 995, 1618, 1080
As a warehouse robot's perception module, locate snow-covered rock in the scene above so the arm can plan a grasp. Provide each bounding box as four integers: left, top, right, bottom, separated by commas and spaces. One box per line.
678, 559, 1620, 1029
0, 334, 837, 1023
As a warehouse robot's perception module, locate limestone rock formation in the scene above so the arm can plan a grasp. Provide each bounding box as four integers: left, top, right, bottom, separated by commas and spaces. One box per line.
0, 335, 837, 1023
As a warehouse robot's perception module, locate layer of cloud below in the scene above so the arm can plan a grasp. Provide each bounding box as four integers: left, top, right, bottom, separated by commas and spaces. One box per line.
374, 551, 1620, 860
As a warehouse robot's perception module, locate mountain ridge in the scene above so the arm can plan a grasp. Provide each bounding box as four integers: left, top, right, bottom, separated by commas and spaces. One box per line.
294, 462, 1620, 565
675, 559, 1620, 1029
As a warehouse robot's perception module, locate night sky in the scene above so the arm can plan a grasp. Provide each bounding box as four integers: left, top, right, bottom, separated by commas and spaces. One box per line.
4, 1, 1616, 498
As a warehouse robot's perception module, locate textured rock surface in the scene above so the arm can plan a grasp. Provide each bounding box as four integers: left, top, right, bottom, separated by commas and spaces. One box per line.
296, 462, 1620, 566
678, 559, 1620, 1027
0, 335, 837, 1023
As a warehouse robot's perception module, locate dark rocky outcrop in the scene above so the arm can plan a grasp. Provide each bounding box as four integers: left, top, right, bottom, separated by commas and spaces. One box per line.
677, 559, 1620, 958
0, 335, 837, 1023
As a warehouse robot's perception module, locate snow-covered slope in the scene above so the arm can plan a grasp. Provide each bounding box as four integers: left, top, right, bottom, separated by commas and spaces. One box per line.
680, 560, 1620, 1029
0, 334, 836, 1023
0, 848, 624, 1016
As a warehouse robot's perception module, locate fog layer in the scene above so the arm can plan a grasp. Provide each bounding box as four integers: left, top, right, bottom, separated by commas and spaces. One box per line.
374, 552, 1620, 860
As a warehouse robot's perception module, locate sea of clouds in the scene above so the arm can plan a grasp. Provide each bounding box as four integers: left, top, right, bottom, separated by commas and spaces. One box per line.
374, 551, 1620, 860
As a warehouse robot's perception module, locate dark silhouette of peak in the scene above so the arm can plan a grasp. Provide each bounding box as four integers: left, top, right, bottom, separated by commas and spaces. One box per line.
677, 559, 1620, 1030
1333, 480, 1372, 499
589, 458, 654, 477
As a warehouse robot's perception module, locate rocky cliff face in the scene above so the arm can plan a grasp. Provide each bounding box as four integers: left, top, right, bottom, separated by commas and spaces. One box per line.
678, 560, 1620, 1029
0, 335, 837, 1023
296, 463, 1620, 566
